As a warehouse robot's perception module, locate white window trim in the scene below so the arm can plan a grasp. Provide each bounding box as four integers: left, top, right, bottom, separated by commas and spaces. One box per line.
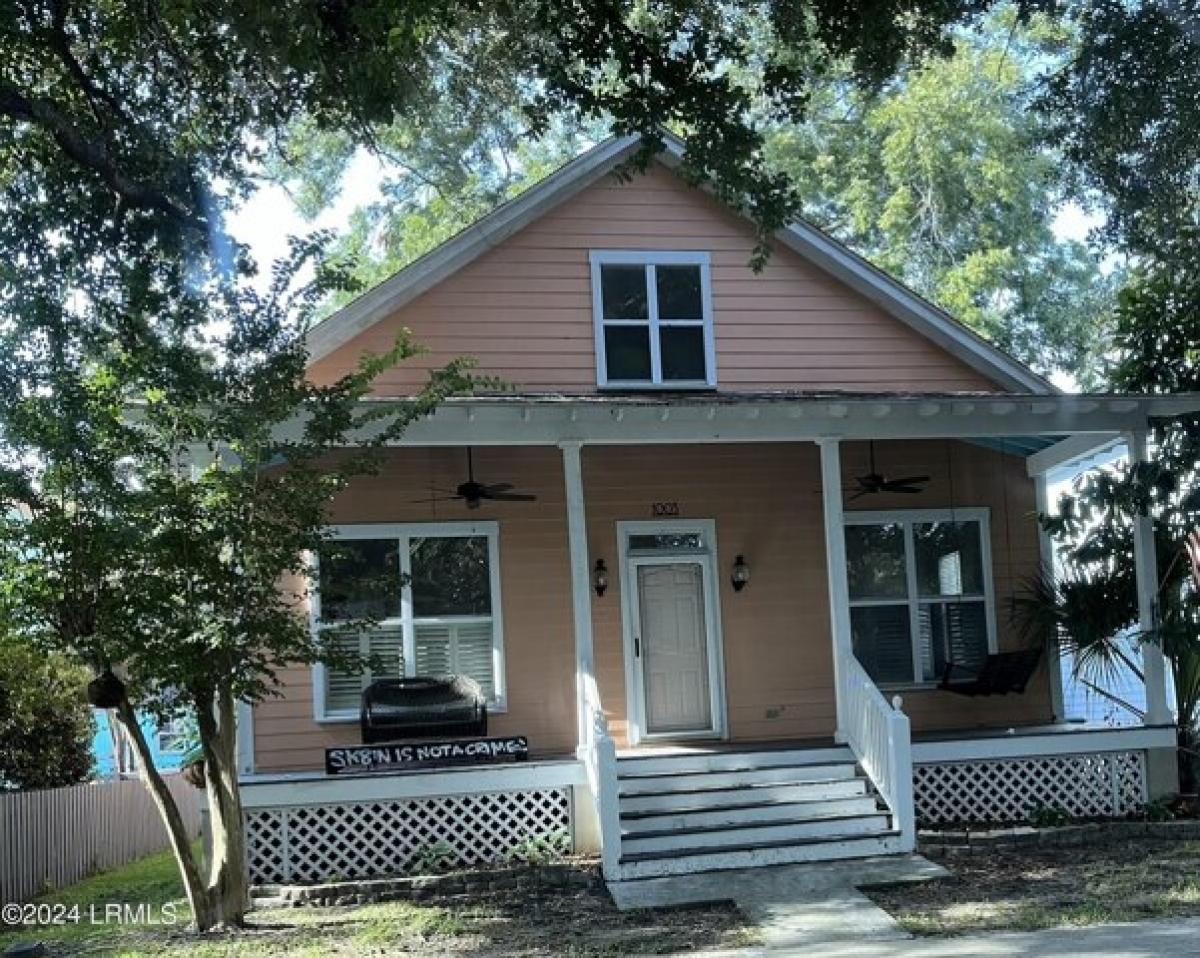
311, 521, 506, 723
843, 507, 997, 691
589, 250, 717, 389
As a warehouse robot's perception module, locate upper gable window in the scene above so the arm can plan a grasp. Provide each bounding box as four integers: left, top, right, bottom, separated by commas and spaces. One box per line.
589, 251, 716, 388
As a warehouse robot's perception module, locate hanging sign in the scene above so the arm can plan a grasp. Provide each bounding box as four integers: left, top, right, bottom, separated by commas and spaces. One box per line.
325, 735, 529, 776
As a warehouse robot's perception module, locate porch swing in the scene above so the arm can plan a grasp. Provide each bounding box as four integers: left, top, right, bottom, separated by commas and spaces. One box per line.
936, 438, 1043, 698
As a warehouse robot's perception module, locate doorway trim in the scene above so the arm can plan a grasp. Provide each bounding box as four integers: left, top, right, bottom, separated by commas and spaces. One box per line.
616, 518, 728, 746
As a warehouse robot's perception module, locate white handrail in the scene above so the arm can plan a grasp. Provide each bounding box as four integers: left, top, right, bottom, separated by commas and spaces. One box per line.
840, 655, 916, 850
579, 673, 622, 877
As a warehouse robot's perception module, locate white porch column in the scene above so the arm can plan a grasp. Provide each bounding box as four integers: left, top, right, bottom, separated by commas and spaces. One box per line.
1034, 475, 1067, 722
1128, 429, 1174, 727
561, 441, 596, 748
818, 438, 852, 740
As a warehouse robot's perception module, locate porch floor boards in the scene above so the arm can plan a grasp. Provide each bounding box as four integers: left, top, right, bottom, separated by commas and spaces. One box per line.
617, 720, 1153, 758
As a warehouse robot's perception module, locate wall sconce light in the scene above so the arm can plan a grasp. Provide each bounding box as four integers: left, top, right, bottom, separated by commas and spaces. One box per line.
731, 554, 750, 592
593, 559, 609, 597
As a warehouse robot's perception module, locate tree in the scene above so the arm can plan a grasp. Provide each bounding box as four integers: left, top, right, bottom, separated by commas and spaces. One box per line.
0, 235, 476, 927
764, 10, 1117, 383
1021, 220, 1200, 792
0, 632, 94, 791
1, 0, 997, 266
1043, 0, 1200, 252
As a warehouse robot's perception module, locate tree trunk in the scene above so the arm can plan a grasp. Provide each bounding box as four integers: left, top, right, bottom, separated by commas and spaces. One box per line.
113, 697, 212, 927
195, 684, 249, 928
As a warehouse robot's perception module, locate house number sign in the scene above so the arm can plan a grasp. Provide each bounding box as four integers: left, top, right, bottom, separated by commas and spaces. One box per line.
651, 501, 680, 516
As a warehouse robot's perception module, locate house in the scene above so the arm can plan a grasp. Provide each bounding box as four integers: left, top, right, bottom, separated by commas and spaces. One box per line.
93, 710, 189, 778
236, 134, 1195, 886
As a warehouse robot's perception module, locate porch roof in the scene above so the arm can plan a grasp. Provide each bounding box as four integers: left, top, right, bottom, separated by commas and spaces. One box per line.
347, 390, 1200, 476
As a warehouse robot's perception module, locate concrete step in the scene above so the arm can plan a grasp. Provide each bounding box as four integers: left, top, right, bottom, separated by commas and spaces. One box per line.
615, 831, 905, 880
618, 776, 870, 814
618, 762, 859, 796
620, 794, 882, 833
616, 745, 854, 777
621, 812, 892, 856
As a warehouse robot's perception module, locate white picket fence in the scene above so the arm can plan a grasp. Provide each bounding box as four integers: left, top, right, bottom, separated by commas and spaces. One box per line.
0, 774, 203, 903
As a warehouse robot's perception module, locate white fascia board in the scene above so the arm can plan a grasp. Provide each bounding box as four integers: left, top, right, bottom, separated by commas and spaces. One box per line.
912, 724, 1176, 764
305, 395, 1164, 448
239, 758, 586, 808
1025, 432, 1124, 477
304, 135, 644, 364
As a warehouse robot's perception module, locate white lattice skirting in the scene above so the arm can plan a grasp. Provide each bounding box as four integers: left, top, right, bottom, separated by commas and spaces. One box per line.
914, 750, 1148, 826
245, 787, 573, 884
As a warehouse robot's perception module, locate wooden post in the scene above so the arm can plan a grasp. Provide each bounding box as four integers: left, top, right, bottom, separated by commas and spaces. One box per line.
1127, 429, 1173, 726
560, 442, 595, 750
1034, 474, 1067, 722
818, 438, 852, 741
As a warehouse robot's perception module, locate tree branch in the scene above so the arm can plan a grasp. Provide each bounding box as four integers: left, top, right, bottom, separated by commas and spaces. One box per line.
46, 0, 136, 127
0, 82, 206, 231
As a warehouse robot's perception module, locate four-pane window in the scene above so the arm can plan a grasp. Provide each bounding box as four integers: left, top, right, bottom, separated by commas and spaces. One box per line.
591, 252, 715, 387
314, 524, 504, 719
845, 510, 995, 687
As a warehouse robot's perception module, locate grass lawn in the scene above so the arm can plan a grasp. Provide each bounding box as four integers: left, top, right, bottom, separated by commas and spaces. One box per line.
0, 851, 754, 957
867, 837, 1200, 936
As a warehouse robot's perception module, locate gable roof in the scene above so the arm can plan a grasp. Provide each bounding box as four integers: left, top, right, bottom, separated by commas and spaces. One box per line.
305, 133, 1056, 396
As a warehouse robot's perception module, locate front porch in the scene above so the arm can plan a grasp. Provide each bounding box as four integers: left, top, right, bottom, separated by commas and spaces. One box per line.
243, 391, 1188, 883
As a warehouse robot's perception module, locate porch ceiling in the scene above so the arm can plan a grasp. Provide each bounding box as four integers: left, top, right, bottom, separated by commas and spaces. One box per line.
332, 391, 1200, 465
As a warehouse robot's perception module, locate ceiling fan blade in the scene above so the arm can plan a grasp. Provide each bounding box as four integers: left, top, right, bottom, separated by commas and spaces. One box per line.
410, 495, 464, 504
884, 485, 925, 494
846, 489, 870, 502
484, 492, 537, 502
886, 475, 930, 487
482, 483, 514, 494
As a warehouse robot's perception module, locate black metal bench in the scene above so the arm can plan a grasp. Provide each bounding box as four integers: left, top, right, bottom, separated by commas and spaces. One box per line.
361, 675, 488, 744
939, 648, 1043, 697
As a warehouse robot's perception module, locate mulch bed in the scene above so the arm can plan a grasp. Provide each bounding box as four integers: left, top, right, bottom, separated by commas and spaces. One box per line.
867, 836, 1200, 936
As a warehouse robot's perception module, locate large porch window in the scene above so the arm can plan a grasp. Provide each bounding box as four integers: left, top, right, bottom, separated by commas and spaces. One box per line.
312, 522, 505, 721
844, 509, 996, 688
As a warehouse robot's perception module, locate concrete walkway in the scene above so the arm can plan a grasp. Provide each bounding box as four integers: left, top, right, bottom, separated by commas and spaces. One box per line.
745, 917, 1200, 957
608, 854, 947, 949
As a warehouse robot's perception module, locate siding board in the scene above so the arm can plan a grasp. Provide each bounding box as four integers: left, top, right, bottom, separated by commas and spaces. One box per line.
308, 166, 1001, 395
253, 440, 1049, 770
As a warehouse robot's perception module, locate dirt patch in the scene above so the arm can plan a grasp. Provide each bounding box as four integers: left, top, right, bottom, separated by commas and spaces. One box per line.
866, 837, 1200, 936
8, 876, 753, 958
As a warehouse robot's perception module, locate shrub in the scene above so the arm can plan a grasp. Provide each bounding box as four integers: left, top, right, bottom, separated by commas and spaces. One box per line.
0, 639, 95, 789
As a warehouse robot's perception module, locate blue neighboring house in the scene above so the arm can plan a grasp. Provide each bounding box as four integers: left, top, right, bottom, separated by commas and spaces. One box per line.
1050, 448, 1173, 729
92, 711, 189, 777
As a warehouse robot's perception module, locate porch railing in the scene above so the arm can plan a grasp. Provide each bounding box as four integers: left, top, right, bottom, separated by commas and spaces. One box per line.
579, 673, 622, 877
841, 655, 916, 849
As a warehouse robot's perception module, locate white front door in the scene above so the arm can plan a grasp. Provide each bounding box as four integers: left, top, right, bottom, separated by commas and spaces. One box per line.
637, 562, 712, 734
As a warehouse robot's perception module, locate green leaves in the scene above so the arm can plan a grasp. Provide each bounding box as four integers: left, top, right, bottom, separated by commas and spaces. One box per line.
763, 10, 1116, 383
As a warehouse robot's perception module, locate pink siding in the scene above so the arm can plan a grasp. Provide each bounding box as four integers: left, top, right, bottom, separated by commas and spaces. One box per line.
252, 440, 1050, 771
307, 165, 1003, 395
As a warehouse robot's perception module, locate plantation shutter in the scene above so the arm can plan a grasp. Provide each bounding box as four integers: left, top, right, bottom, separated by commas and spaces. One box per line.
414, 624, 453, 675
414, 621, 496, 699
324, 631, 366, 714
453, 621, 496, 699
368, 626, 405, 679
851, 605, 914, 685
324, 626, 404, 713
